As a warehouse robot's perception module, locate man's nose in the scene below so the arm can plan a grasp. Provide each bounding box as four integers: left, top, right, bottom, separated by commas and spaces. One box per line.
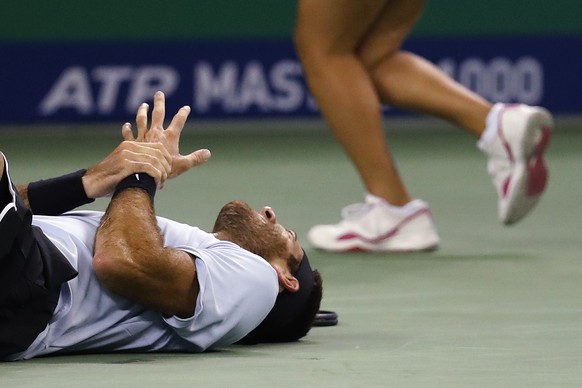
260, 206, 277, 224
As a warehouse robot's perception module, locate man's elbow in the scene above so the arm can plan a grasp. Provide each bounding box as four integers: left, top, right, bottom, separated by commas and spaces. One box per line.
93, 251, 123, 288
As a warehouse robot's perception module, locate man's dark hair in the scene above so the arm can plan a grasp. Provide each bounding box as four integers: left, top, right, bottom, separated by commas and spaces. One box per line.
237, 252, 323, 344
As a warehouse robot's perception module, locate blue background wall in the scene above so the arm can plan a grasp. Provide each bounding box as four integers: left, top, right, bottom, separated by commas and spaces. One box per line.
1, 1, 581, 123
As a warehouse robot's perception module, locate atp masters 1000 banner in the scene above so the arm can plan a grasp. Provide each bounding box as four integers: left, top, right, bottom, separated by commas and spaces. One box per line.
0, 36, 580, 123
1, 0, 581, 123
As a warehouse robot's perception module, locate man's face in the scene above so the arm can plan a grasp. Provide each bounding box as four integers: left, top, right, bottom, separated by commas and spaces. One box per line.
212, 200, 304, 267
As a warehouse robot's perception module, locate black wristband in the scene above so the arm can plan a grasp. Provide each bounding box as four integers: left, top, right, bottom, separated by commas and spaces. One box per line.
113, 173, 156, 199
28, 169, 94, 216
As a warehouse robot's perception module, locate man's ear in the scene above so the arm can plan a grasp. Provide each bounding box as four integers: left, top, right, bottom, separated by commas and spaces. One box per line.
273, 265, 299, 293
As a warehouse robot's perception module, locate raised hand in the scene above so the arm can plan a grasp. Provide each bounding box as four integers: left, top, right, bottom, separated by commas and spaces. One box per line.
83, 141, 172, 198
122, 91, 211, 179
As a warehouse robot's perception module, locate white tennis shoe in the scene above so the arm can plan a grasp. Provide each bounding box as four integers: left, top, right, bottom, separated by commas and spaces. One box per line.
478, 104, 553, 225
307, 194, 440, 252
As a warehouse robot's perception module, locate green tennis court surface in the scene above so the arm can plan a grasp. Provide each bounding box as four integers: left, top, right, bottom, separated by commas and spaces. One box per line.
1, 122, 581, 387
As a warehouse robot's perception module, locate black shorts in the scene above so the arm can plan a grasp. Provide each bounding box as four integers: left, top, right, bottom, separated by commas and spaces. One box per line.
0, 165, 78, 358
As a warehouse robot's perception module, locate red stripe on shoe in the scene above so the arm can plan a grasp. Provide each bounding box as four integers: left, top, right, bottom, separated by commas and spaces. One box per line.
527, 125, 552, 196
336, 208, 432, 244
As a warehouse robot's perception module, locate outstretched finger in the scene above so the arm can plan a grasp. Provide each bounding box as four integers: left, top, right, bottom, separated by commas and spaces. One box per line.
121, 123, 135, 141
167, 105, 191, 136
135, 103, 149, 141
161, 105, 191, 156
150, 91, 166, 131
168, 149, 212, 179
187, 149, 212, 167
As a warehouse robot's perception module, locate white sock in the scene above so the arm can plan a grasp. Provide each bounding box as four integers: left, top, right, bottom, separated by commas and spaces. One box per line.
478, 103, 505, 149
366, 193, 420, 216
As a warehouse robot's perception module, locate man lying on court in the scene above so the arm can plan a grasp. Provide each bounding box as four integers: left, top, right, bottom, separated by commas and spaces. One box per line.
0, 92, 323, 361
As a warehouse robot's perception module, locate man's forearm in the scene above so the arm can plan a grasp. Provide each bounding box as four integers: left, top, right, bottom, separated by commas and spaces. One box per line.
93, 183, 198, 318
94, 187, 164, 299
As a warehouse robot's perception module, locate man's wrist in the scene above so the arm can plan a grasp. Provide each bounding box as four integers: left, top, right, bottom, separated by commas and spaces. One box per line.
113, 173, 156, 199
28, 169, 95, 215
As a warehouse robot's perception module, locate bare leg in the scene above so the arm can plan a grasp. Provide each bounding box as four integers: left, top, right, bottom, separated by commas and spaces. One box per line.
358, 1, 491, 136
295, 0, 411, 205
295, 0, 491, 205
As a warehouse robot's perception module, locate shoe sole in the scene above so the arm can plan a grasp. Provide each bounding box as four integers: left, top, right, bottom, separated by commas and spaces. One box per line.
498, 106, 553, 225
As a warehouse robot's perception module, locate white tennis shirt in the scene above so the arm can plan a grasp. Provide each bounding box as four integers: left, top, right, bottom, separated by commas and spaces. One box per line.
9, 211, 278, 360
